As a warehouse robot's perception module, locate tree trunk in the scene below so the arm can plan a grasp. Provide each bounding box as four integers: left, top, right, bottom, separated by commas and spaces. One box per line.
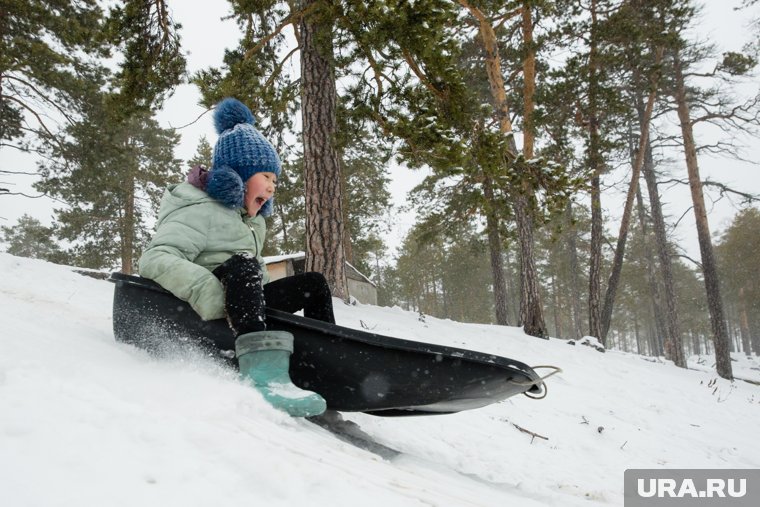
749, 314, 760, 356
280, 213, 290, 249
640, 109, 685, 367
564, 202, 584, 340
738, 287, 752, 355
521, 4, 536, 158
600, 49, 662, 345
457, 0, 512, 327
634, 315, 642, 355
504, 248, 520, 324
726, 302, 738, 353
459, 0, 545, 336
672, 51, 732, 379
121, 172, 135, 274
442, 279, 450, 319
635, 185, 667, 353
599, 96, 652, 342
515, 195, 546, 336
587, 0, 603, 341
551, 273, 562, 338
300, 0, 349, 300
516, 3, 547, 338
483, 176, 510, 326
648, 323, 658, 357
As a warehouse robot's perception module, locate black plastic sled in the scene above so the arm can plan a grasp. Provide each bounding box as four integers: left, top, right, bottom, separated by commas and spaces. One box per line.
110, 273, 544, 416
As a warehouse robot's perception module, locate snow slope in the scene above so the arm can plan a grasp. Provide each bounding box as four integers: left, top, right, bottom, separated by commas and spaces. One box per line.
1, 253, 758, 506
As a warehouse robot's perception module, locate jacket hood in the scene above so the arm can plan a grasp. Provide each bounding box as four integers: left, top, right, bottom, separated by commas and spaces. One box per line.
155, 182, 219, 227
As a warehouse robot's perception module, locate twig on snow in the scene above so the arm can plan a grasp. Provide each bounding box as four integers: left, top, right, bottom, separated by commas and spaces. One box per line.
511, 422, 549, 443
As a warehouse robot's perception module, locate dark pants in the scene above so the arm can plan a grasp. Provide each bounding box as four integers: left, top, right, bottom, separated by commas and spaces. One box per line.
264, 272, 336, 325
213, 254, 335, 336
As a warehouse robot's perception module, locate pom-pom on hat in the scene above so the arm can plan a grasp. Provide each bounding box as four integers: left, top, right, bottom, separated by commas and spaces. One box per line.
206, 98, 281, 216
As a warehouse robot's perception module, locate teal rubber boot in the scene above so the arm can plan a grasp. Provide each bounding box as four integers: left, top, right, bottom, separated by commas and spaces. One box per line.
235, 330, 327, 417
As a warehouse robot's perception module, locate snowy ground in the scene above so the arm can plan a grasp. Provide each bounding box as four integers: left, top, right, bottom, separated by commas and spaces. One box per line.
1, 253, 758, 507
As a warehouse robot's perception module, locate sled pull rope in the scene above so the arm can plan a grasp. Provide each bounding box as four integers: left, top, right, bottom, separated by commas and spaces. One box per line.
508, 365, 563, 400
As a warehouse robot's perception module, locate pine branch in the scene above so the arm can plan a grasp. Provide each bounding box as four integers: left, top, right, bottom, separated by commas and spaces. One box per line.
243, 2, 319, 60
683, 64, 720, 79
341, 15, 386, 106
493, 7, 522, 30
168, 107, 213, 130
263, 45, 301, 89
154, 0, 170, 45
287, 0, 303, 46
691, 95, 760, 127
359, 49, 383, 104
0, 189, 66, 204
0, 169, 38, 176
695, 142, 753, 163
457, 0, 488, 24
402, 48, 445, 100
658, 178, 760, 203
2, 94, 60, 144
673, 206, 693, 229
5, 74, 76, 125
673, 251, 703, 269
456, 0, 517, 157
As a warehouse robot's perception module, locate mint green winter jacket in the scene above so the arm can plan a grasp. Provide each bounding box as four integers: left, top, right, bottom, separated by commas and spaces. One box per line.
138, 182, 270, 321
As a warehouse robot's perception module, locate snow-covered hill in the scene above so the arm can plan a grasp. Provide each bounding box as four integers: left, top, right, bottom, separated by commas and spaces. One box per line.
1, 253, 758, 506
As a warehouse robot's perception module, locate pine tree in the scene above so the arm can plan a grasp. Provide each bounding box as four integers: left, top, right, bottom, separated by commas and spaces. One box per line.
26, 1, 187, 272
535, 202, 592, 340
556, 0, 640, 343
716, 208, 760, 356
0, 0, 106, 154
668, 35, 741, 381
598, 0, 669, 348
391, 222, 497, 324
341, 0, 580, 335
0, 215, 66, 263
336, 95, 392, 277
35, 99, 180, 271
186, 136, 213, 169
105, 0, 186, 115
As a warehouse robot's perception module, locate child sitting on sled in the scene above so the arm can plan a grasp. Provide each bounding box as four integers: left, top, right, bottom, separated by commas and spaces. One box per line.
139, 97, 332, 418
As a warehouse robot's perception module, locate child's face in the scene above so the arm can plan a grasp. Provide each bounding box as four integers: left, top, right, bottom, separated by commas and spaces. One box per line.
244, 171, 277, 216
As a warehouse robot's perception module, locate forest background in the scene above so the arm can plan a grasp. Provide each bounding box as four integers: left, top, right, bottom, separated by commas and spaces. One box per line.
2, 0, 760, 381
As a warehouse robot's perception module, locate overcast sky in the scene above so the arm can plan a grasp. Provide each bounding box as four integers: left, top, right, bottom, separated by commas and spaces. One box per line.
1, 0, 759, 262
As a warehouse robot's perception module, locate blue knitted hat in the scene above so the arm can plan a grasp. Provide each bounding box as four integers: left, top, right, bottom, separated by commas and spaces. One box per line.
206, 98, 281, 216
